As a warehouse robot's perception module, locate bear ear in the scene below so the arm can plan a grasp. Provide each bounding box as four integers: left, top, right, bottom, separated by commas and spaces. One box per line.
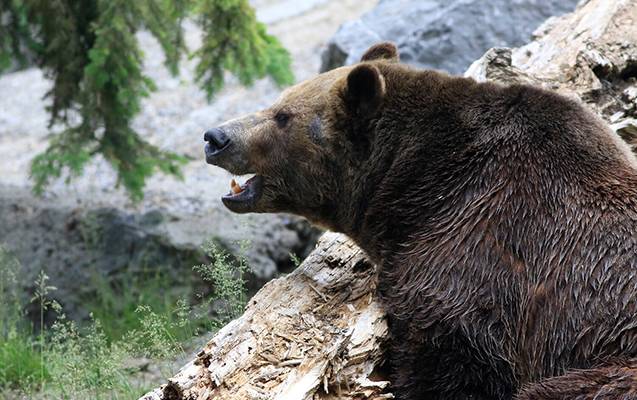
344, 64, 385, 117
360, 42, 399, 63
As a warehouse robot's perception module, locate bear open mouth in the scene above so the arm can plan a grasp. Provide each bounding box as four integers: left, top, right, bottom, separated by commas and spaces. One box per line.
221, 175, 264, 213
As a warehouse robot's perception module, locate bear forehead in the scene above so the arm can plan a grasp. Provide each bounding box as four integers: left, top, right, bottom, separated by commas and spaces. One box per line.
275, 65, 354, 107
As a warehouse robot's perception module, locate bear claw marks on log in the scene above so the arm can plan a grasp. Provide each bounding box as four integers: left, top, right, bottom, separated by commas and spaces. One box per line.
140, 233, 389, 400
142, 0, 636, 398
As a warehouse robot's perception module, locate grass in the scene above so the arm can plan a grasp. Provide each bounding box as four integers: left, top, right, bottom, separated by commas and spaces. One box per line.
0, 240, 250, 399
87, 271, 202, 345
0, 334, 46, 391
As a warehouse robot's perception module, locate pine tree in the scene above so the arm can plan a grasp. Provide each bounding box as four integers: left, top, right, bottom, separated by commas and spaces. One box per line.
0, 0, 294, 201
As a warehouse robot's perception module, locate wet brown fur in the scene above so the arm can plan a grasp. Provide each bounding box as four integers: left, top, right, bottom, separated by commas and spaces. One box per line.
207, 43, 637, 399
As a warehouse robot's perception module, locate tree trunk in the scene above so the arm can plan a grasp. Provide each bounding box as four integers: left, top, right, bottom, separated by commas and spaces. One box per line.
141, 1, 637, 398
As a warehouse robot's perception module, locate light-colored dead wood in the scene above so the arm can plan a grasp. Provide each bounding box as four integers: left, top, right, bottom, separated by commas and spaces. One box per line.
142, 1, 637, 398
141, 233, 388, 400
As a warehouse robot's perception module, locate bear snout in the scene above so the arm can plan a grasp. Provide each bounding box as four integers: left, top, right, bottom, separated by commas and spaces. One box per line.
203, 125, 254, 176
204, 127, 231, 157
204, 126, 235, 168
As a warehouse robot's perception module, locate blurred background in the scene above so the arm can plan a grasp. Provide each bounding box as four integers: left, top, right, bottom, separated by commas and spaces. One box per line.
0, 0, 578, 398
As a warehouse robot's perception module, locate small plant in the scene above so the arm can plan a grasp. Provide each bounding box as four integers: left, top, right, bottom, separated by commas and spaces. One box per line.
0, 334, 46, 391
193, 240, 250, 330
86, 271, 200, 344
0, 247, 46, 390
46, 314, 135, 398
30, 270, 57, 386
289, 252, 302, 268
122, 305, 184, 360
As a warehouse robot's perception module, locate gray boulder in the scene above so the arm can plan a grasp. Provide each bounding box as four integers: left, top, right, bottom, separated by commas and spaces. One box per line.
320, 0, 579, 74
0, 186, 320, 323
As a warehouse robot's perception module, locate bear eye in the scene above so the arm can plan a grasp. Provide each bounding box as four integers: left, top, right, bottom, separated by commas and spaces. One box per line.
274, 111, 291, 128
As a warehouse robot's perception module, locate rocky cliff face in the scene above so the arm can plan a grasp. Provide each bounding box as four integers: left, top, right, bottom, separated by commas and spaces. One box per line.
320, 0, 579, 73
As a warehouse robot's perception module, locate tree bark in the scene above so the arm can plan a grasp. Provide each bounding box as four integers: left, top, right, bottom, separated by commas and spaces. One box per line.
141, 0, 637, 398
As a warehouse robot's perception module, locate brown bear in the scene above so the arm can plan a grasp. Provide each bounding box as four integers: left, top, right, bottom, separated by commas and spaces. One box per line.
203, 42, 637, 399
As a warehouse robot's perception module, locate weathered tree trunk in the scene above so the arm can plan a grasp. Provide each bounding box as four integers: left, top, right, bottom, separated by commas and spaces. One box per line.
141, 1, 637, 398
141, 233, 389, 400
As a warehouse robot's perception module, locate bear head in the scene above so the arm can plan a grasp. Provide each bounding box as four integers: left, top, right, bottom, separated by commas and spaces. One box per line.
204, 42, 401, 233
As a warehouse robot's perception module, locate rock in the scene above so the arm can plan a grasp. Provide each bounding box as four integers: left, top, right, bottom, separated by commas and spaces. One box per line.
320, 0, 579, 74
0, 188, 311, 328
0, 185, 321, 322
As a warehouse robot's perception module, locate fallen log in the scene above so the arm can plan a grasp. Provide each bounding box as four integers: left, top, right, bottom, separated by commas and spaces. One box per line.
141, 0, 637, 398
141, 233, 389, 400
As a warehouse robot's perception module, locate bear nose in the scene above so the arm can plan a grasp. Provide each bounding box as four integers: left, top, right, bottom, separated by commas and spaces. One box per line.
204, 128, 230, 150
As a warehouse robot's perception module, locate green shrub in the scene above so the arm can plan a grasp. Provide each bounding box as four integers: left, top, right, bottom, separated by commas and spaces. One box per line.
86, 272, 200, 344
193, 240, 250, 330
0, 328, 47, 391
44, 315, 140, 399
0, 240, 251, 398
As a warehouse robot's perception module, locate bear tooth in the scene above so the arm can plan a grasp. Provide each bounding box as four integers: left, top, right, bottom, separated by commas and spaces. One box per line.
230, 179, 243, 194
